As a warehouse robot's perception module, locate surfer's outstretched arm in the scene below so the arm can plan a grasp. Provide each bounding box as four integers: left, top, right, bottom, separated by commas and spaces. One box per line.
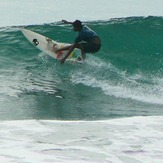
62, 20, 73, 24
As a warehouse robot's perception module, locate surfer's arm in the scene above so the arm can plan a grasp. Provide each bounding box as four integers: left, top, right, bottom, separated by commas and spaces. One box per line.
60, 44, 76, 64
62, 20, 73, 24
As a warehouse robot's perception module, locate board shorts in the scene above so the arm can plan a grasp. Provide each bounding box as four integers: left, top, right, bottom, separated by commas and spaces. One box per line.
79, 36, 101, 53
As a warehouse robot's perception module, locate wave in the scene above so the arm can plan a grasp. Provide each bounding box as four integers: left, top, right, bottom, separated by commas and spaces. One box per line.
1, 16, 163, 72
0, 16, 163, 106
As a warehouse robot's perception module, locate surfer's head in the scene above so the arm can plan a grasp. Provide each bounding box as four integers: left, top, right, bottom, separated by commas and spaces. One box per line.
72, 20, 83, 31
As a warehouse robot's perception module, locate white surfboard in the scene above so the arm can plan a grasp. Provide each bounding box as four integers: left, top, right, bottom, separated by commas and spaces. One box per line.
21, 28, 75, 61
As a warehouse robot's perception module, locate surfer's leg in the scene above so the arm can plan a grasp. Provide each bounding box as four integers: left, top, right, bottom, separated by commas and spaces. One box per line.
52, 44, 72, 53
81, 50, 86, 60
75, 43, 86, 60
56, 45, 72, 52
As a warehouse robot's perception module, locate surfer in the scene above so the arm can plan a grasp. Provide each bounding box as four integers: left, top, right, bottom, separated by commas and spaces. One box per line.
56, 20, 101, 64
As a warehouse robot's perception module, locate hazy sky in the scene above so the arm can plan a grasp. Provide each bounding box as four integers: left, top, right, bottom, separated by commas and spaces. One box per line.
0, 0, 163, 26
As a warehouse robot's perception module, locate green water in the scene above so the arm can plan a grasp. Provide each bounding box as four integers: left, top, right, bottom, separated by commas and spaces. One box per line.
0, 16, 163, 120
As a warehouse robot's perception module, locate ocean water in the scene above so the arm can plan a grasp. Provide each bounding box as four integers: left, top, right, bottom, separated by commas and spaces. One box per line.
0, 1, 163, 162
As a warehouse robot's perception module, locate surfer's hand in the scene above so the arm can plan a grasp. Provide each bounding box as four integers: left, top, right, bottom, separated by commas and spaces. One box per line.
62, 20, 68, 24
59, 57, 65, 64
62, 20, 73, 25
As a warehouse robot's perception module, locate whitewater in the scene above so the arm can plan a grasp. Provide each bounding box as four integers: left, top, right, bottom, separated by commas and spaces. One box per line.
0, 0, 163, 163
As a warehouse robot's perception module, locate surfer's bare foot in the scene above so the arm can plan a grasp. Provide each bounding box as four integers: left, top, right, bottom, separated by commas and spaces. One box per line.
77, 56, 83, 61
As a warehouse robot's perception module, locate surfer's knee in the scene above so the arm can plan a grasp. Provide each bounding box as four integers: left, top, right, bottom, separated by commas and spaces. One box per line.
73, 43, 82, 50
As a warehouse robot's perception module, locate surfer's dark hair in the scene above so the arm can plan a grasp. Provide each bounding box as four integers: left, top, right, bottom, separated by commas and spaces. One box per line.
72, 20, 83, 28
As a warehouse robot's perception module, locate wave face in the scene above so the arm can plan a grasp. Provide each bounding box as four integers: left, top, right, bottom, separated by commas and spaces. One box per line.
0, 16, 163, 120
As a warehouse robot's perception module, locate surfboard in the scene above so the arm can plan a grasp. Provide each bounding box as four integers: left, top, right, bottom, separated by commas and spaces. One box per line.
21, 28, 76, 61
